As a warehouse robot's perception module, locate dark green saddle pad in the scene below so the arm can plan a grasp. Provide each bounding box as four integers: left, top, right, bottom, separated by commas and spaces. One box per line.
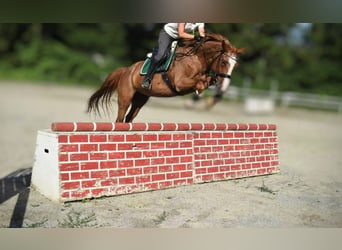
140, 41, 177, 75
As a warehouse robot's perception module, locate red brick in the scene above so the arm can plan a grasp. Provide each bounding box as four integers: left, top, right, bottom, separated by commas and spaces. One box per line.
255, 132, 263, 137
173, 134, 185, 140
206, 139, 218, 146
99, 144, 116, 151
60, 162, 79, 172
60, 144, 79, 152
159, 181, 172, 189
173, 149, 185, 155
219, 166, 230, 172
173, 179, 187, 186
58, 135, 68, 143
264, 132, 273, 137
143, 182, 158, 190
166, 172, 179, 179
118, 143, 134, 150
70, 153, 88, 161
126, 134, 142, 141
119, 177, 135, 185
166, 157, 179, 164
71, 172, 89, 180
230, 152, 240, 157
208, 166, 219, 173
80, 144, 98, 152
252, 162, 261, 168
136, 176, 151, 183
90, 134, 107, 142
231, 165, 241, 171
180, 171, 193, 178
158, 134, 172, 141
81, 162, 99, 170
70, 190, 90, 199
61, 192, 70, 199
242, 164, 252, 169
70, 135, 88, 143
143, 166, 158, 174
158, 165, 172, 172
108, 152, 125, 159
82, 180, 97, 188
60, 173, 69, 181
91, 170, 108, 179
109, 169, 126, 177
90, 152, 107, 160
229, 139, 240, 144
143, 151, 157, 157
195, 167, 207, 174
62, 181, 80, 190
262, 161, 271, 167
108, 134, 124, 142
100, 179, 118, 186
152, 174, 165, 181
234, 132, 244, 138
100, 161, 117, 169
91, 188, 107, 196
143, 134, 157, 141
159, 150, 172, 157
224, 158, 235, 164
127, 168, 142, 175
236, 171, 247, 178
118, 160, 133, 168
173, 164, 186, 171
59, 153, 68, 162
202, 174, 214, 182
148, 142, 163, 150
166, 141, 179, 148
126, 151, 142, 158
151, 158, 165, 165
180, 141, 192, 148
257, 168, 267, 175
180, 155, 193, 163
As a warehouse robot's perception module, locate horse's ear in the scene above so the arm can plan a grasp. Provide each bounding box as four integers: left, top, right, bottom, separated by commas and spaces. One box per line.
222, 40, 230, 51
237, 48, 245, 54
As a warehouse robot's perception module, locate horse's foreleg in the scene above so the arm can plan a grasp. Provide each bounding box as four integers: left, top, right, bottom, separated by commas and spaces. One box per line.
124, 92, 150, 122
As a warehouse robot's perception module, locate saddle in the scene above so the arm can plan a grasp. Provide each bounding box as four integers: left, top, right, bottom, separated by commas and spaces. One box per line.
140, 41, 178, 75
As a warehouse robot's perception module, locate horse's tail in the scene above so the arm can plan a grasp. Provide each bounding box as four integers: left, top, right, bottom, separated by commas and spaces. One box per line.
87, 67, 126, 116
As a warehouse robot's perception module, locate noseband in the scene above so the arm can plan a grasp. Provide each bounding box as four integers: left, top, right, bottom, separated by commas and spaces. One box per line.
206, 50, 237, 86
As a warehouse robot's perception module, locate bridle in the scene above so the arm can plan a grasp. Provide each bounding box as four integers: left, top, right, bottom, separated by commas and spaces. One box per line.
173, 37, 238, 92
203, 43, 238, 87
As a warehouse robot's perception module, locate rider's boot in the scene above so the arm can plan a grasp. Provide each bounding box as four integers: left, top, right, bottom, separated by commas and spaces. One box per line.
142, 57, 159, 90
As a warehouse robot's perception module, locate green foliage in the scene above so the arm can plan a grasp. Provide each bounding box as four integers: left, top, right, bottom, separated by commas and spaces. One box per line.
0, 23, 341, 96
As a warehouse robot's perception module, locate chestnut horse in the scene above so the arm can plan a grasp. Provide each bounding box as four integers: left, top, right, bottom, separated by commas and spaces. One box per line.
87, 33, 243, 122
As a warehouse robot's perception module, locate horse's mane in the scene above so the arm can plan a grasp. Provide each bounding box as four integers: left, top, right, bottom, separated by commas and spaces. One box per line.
177, 33, 242, 55
179, 33, 230, 48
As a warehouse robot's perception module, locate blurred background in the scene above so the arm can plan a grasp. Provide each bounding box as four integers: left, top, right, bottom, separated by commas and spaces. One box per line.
0, 24, 340, 92
1, 23, 341, 113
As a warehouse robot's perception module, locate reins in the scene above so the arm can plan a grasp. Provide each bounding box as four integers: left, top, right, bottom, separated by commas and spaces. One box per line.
175, 37, 236, 87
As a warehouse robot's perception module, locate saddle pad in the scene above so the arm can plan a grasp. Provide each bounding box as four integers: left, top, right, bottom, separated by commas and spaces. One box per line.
140, 41, 177, 75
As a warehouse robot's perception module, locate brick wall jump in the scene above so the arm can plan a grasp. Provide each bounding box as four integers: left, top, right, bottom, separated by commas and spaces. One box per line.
32, 122, 279, 202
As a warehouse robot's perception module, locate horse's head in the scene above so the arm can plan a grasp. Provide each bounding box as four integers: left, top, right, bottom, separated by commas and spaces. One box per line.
204, 33, 244, 93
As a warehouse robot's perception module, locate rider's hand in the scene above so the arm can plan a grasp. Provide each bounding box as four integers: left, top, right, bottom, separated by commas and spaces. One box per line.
195, 34, 204, 42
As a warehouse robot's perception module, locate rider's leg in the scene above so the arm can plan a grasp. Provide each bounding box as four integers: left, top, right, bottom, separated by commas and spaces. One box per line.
142, 29, 173, 89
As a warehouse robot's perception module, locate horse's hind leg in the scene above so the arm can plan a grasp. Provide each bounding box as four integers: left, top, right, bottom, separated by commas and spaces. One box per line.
116, 93, 134, 123
124, 92, 150, 122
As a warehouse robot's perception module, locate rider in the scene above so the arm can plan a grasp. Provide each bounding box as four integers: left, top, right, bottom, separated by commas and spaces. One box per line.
141, 23, 206, 90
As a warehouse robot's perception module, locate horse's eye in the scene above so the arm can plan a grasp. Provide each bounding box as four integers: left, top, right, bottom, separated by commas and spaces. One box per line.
221, 61, 227, 67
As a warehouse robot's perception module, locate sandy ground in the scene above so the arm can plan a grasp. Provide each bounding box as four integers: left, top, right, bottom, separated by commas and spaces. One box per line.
0, 81, 341, 228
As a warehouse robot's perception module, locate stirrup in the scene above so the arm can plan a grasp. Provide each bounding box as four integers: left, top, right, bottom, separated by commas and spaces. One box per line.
141, 78, 151, 89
